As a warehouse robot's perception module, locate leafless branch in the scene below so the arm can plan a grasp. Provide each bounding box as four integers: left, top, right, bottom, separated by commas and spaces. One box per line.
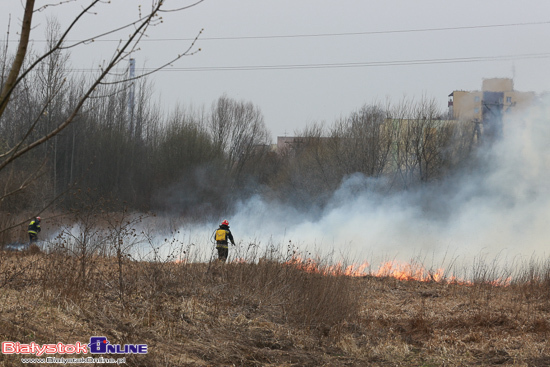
99, 29, 203, 85
0, 78, 66, 159
0, 0, 36, 118
0, 1, 166, 171
0, 158, 48, 203
0, 0, 102, 118
60, 14, 152, 49
34, 0, 77, 13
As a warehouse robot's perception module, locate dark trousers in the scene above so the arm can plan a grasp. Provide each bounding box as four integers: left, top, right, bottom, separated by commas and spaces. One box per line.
217, 247, 228, 262
29, 233, 38, 244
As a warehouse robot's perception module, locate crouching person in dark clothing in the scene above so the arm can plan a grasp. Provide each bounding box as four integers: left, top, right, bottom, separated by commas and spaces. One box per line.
215, 219, 235, 262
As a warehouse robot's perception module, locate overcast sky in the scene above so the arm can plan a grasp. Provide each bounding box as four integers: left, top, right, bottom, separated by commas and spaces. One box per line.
3, 0, 550, 141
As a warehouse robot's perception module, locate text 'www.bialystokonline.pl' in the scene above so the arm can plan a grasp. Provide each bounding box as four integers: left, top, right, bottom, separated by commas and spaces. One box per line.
20, 356, 126, 364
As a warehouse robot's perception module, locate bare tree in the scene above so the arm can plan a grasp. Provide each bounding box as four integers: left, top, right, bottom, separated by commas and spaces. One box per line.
271, 123, 337, 206
209, 95, 271, 185
329, 104, 394, 179
149, 105, 222, 214
269, 98, 477, 207
35, 18, 71, 199
0, 0, 203, 238
390, 97, 474, 187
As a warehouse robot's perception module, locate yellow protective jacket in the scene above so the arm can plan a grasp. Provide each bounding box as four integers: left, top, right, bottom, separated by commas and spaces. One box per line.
28, 219, 41, 235
215, 224, 234, 249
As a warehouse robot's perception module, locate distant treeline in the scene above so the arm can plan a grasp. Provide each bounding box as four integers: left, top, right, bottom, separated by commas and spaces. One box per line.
0, 42, 479, 221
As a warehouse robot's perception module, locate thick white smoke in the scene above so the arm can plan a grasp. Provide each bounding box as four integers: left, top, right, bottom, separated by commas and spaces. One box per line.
224, 97, 550, 269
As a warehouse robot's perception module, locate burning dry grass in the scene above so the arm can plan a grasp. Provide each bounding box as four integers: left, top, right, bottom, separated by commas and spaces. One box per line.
1, 247, 550, 366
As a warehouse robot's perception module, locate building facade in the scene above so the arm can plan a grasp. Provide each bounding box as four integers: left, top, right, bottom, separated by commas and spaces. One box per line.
448, 78, 535, 121
448, 78, 536, 139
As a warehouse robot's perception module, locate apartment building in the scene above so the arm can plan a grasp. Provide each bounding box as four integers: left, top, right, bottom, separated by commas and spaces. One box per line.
448, 78, 535, 121
448, 78, 536, 139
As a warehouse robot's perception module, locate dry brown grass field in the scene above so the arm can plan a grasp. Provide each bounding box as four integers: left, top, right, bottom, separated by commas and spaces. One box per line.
0, 247, 549, 367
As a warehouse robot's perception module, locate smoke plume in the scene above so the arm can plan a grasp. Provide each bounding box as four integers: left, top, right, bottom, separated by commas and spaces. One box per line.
221, 97, 550, 269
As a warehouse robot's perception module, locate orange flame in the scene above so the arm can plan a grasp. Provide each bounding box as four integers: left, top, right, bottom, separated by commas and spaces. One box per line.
374, 261, 445, 282
230, 257, 247, 264
284, 255, 370, 277
284, 258, 511, 286
172, 255, 511, 286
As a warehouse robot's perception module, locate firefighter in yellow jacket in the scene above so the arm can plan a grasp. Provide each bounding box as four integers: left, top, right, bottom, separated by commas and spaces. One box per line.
28, 216, 41, 244
214, 219, 235, 262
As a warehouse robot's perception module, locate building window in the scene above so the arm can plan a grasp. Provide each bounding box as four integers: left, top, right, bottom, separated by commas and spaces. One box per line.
474, 107, 479, 114
474, 96, 480, 102
506, 96, 512, 103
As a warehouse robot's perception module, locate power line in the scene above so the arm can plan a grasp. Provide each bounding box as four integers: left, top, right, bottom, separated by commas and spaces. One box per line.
22, 20, 550, 43
58, 52, 550, 73
189, 20, 550, 41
